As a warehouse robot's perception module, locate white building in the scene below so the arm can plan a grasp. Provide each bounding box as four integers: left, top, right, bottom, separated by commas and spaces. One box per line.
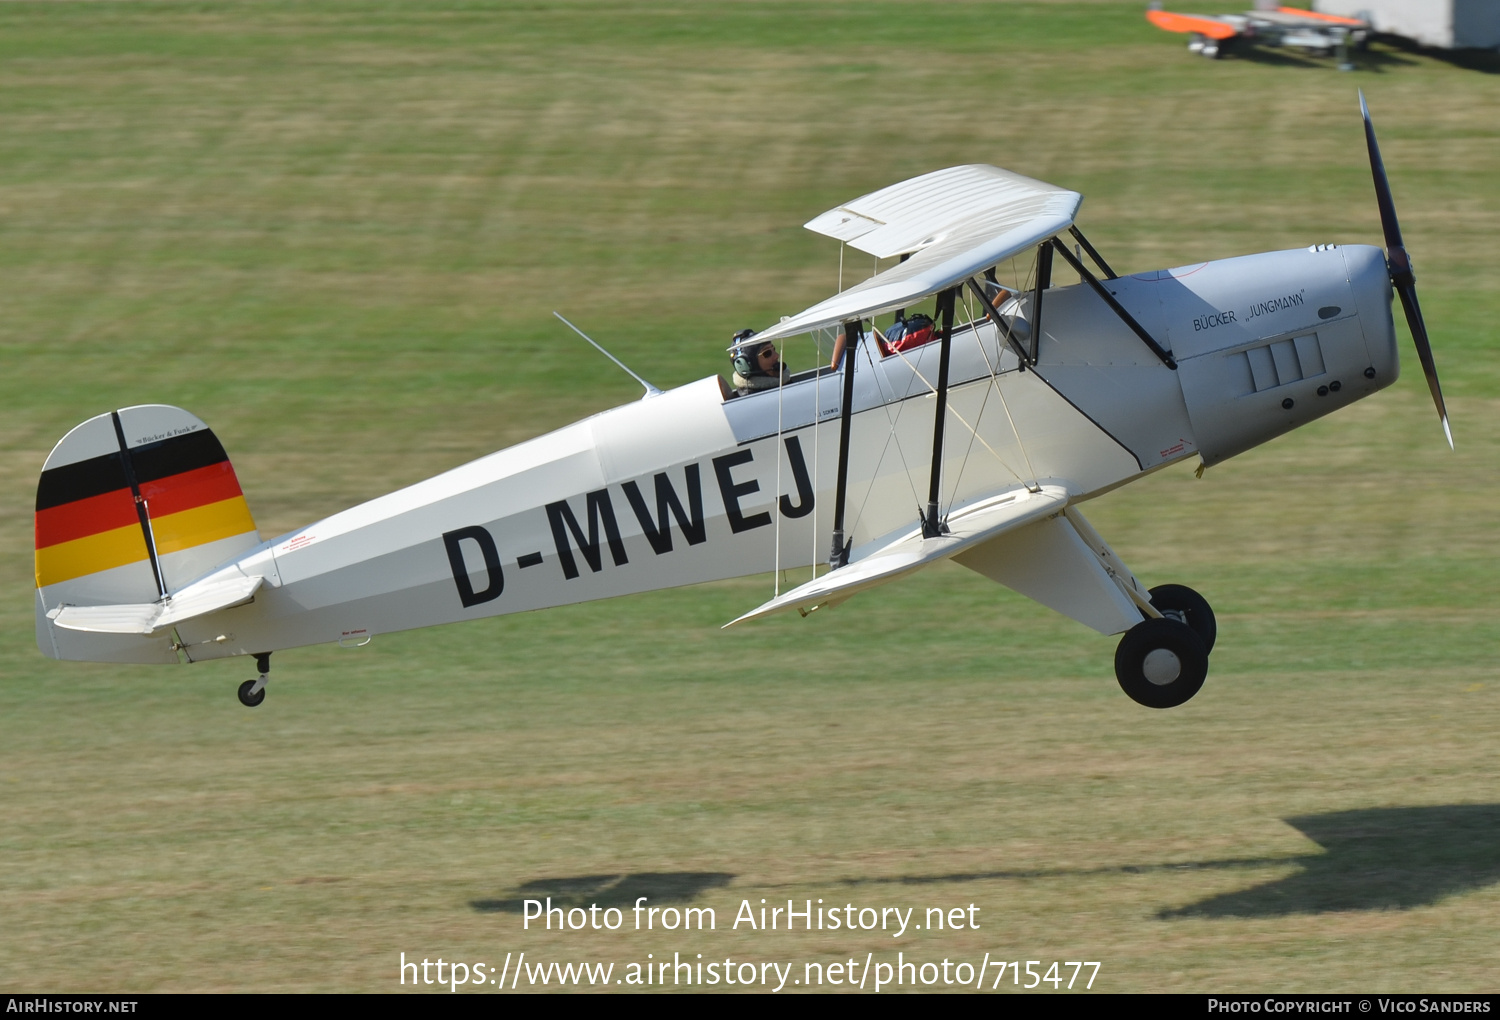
1314, 0, 1500, 49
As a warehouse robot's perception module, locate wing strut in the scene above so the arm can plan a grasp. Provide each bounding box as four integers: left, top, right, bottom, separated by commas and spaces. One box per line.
1048, 238, 1177, 370
1030, 242, 1053, 365
965, 276, 1030, 367
828, 318, 862, 569
922, 288, 958, 539
1068, 226, 1117, 279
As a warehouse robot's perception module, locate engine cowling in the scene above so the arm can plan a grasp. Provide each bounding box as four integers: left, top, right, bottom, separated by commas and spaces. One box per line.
1168, 244, 1398, 466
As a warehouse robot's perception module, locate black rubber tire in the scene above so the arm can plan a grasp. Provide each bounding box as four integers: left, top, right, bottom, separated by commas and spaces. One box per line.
1148, 583, 1217, 654
237, 679, 266, 708
1115, 617, 1209, 709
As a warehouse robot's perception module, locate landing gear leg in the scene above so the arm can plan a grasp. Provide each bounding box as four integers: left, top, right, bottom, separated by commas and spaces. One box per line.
1188, 33, 1222, 59
238, 652, 271, 708
1147, 583, 1216, 653
1115, 618, 1208, 709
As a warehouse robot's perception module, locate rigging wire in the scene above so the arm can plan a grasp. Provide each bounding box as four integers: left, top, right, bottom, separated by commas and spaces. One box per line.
846, 324, 923, 543
949, 285, 995, 504
811, 328, 824, 576
959, 280, 1039, 495
810, 255, 1041, 563
773, 336, 786, 596
877, 318, 1027, 497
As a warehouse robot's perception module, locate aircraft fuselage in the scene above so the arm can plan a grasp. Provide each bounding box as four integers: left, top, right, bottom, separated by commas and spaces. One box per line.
37, 244, 1398, 664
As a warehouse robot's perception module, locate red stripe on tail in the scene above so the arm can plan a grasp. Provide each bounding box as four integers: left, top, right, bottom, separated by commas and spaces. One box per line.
139, 461, 245, 519
34, 488, 138, 549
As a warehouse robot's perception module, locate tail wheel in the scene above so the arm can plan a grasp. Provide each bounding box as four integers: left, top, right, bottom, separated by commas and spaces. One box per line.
1115, 618, 1209, 709
1147, 583, 1216, 654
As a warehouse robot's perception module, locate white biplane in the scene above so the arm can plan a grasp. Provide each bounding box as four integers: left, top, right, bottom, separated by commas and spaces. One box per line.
33, 96, 1447, 710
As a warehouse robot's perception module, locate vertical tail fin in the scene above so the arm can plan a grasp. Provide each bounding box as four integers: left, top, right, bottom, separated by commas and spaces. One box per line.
35, 405, 260, 661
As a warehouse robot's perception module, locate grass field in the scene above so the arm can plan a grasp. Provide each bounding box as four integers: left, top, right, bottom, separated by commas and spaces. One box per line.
2, 0, 1498, 993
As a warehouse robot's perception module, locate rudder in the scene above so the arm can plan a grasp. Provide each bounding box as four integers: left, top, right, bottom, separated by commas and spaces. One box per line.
35, 405, 261, 661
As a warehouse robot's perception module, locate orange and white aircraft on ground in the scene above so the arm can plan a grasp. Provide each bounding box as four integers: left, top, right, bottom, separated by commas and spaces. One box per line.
1148, 5, 1369, 65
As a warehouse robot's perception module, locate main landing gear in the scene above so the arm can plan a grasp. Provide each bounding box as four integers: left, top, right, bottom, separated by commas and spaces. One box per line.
1114, 585, 1217, 709
1188, 33, 1224, 60
237, 652, 271, 708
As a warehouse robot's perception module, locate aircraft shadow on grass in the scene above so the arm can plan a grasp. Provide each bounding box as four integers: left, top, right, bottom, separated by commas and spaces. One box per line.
471, 872, 736, 914
467, 805, 1500, 918
1162, 804, 1500, 918
831, 805, 1500, 919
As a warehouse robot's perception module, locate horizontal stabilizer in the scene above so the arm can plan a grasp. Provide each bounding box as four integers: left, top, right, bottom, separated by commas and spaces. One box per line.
725, 485, 1068, 627
49, 574, 263, 635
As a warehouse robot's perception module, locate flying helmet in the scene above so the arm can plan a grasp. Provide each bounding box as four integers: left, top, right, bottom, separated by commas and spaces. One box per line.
728, 329, 776, 377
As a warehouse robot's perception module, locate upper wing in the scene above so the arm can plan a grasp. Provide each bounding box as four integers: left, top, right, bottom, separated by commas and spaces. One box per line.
724, 484, 1069, 626
752, 165, 1080, 345
1146, 10, 1241, 40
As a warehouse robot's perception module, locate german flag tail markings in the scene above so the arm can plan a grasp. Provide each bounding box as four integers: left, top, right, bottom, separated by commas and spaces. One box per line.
35, 405, 262, 658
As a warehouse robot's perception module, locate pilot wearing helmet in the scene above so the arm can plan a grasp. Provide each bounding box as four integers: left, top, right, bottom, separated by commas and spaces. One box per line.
728, 329, 789, 395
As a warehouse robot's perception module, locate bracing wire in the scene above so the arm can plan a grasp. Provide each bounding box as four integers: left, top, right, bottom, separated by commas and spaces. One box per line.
956, 280, 1039, 496
950, 286, 995, 505
878, 319, 1028, 499
773, 336, 786, 596
811, 328, 821, 576
847, 326, 924, 542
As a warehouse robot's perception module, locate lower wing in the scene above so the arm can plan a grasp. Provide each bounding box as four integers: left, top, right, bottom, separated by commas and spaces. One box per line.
726, 484, 1158, 636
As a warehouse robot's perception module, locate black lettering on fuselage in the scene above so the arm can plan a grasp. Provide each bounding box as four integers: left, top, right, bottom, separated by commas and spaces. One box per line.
443, 525, 504, 607
1192, 309, 1236, 332
713, 449, 771, 534
778, 435, 815, 519
546, 489, 628, 580
622, 464, 707, 555
1244, 290, 1306, 321
462, 443, 815, 588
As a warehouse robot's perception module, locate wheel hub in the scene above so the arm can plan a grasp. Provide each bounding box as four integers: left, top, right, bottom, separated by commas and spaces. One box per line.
1142, 648, 1182, 685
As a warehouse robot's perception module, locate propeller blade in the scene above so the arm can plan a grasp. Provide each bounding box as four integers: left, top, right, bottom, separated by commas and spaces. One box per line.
1393, 282, 1453, 449
1359, 90, 1406, 268
1360, 91, 1452, 448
